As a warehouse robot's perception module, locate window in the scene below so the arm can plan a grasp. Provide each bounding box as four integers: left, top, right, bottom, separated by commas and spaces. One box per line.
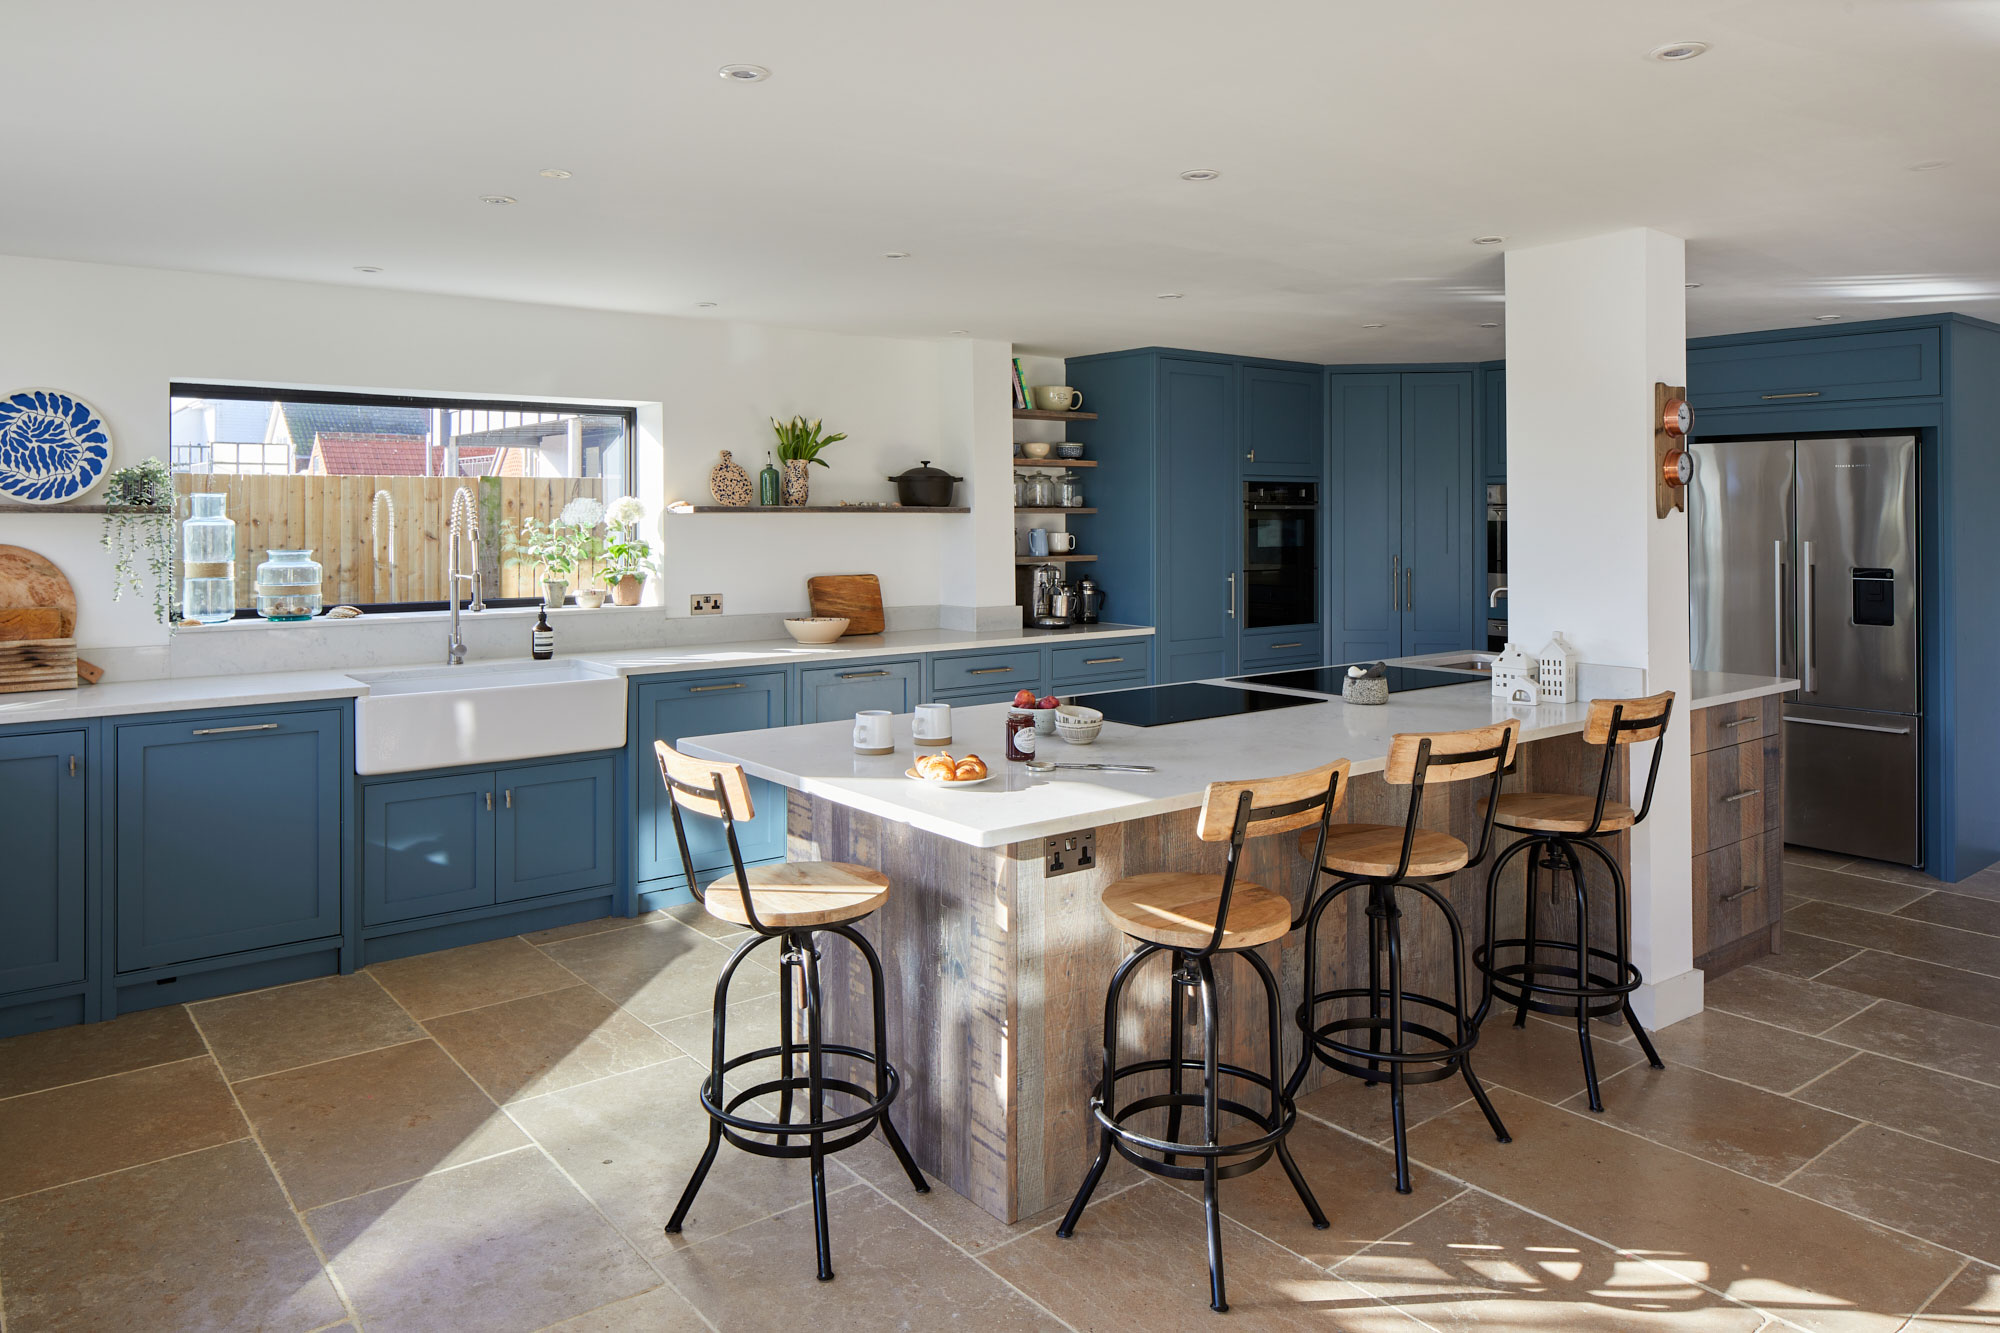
169, 385, 635, 613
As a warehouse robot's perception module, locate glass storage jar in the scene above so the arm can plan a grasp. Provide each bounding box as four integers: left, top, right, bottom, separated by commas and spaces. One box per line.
1056, 470, 1086, 507
254, 548, 323, 621
1027, 471, 1058, 508
180, 493, 237, 624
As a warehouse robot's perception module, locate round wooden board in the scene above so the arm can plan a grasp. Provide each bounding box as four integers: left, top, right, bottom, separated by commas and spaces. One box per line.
0, 546, 78, 638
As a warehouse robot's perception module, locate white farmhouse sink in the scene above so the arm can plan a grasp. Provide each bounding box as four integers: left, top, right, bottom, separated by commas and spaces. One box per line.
352, 659, 626, 775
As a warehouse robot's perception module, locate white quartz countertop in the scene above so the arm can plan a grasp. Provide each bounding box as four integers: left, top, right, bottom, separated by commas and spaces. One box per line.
0, 623, 1154, 725
1689, 671, 1798, 709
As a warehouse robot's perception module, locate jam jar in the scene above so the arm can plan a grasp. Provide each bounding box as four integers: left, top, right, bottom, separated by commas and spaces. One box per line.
1004, 708, 1038, 761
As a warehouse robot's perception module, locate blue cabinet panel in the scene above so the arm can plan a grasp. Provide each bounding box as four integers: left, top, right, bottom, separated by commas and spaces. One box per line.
1690, 328, 1941, 409
497, 758, 615, 902
635, 670, 788, 886
1050, 639, 1148, 689
1241, 366, 1322, 476
929, 648, 1042, 698
1239, 628, 1320, 672
0, 731, 86, 995
1159, 358, 1240, 681
363, 772, 493, 925
1327, 374, 1403, 663
1480, 365, 1506, 483
1401, 373, 1476, 656
115, 710, 342, 972
799, 659, 921, 722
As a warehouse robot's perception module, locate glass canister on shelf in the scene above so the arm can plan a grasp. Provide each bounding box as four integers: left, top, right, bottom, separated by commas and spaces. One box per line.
253, 548, 324, 621
1026, 470, 1058, 508
180, 492, 237, 624
1056, 470, 1086, 508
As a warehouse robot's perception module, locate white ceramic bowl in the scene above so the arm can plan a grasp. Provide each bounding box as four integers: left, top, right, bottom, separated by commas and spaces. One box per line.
783, 616, 850, 644
1054, 704, 1104, 744
1021, 441, 1052, 459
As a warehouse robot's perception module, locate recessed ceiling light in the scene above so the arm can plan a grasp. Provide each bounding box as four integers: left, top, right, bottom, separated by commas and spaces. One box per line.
694, 301, 718, 309
1813, 314, 1844, 321
719, 64, 769, 82
1479, 322, 1499, 329
884, 251, 911, 260
1911, 160, 1949, 172
353, 265, 383, 274
479, 194, 516, 206
1361, 322, 1386, 329
1471, 235, 1505, 246
1649, 41, 1710, 61
1178, 169, 1221, 182
538, 168, 572, 179
1156, 292, 1184, 300
1685, 281, 1702, 289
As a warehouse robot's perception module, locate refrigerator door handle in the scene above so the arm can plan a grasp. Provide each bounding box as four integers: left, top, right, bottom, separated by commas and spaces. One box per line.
1772, 539, 1786, 677
1800, 539, 1816, 693
1786, 716, 1913, 736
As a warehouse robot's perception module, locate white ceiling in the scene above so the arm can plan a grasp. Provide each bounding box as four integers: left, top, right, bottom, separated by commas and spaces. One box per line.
7, 0, 1999, 362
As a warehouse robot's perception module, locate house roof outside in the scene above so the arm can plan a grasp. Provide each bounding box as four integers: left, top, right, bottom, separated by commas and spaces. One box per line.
274, 402, 430, 456
306, 431, 514, 477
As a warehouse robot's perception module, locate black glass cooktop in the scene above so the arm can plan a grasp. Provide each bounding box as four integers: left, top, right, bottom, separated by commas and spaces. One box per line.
1230, 665, 1483, 696
1062, 682, 1325, 728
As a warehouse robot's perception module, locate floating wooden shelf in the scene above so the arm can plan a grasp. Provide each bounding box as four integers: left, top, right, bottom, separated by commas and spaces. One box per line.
672, 505, 969, 514
1013, 554, 1098, 564
1014, 507, 1096, 515
0, 504, 171, 515
1013, 408, 1098, 422
1011, 458, 1095, 468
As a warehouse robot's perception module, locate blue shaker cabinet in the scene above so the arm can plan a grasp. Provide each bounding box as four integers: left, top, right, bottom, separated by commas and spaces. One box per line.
634, 669, 789, 896
362, 772, 494, 924
1159, 358, 1242, 681
495, 758, 615, 903
1400, 373, 1478, 656
1241, 366, 1322, 477
0, 730, 87, 996
114, 709, 343, 972
798, 658, 921, 724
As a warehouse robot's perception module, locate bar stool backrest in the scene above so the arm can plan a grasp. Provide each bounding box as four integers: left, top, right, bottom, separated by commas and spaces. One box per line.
1381, 721, 1519, 878
1179, 760, 1350, 960
654, 740, 773, 934
1578, 691, 1676, 834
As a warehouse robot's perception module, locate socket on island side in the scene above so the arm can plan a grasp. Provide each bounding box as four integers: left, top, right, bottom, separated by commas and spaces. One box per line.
690, 594, 723, 615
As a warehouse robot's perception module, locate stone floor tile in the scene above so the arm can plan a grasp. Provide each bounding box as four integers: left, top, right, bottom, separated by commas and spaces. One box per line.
0, 1056, 246, 1200
984, 1179, 1404, 1329
1608, 1007, 1854, 1094
189, 972, 424, 1081
537, 917, 776, 1025
0, 1005, 210, 1101
0, 1138, 344, 1333
1786, 1124, 2000, 1267
1748, 931, 1866, 981
1826, 857, 1945, 890
1898, 890, 2000, 939
1784, 846, 1859, 873
506, 1054, 859, 1266
521, 912, 662, 947
1463, 1010, 1642, 1106
1788, 863, 1937, 914
1819, 998, 2000, 1086
1789, 901, 2000, 980
1704, 966, 1878, 1035
1567, 1062, 1859, 1181
1792, 1052, 2000, 1161
1901, 1261, 2000, 1331
367, 936, 581, 1020
1408, 1089, 1961, 1333
1333, 1187, 1769, 1331
308, 1147, 655, 1333
662, 1185, 1065, 1329
660, 900, 751, 942
424, 983, 676, 1103
1294, 1062, 1473, 1144
649, 992, 791, 1065
1930, 865, 2000, 904
534, 1284, 709, 1332
1815, 951, 2000, 1028
233, 1038, 529, 1208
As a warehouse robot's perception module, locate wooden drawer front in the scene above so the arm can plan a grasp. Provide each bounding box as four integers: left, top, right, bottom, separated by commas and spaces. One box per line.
1050, 640, 1148, 689
1762, 727, 1783, 832
931, 647, 1043, 696
1689, 328, 1940, 409
1693, 831, 1781, 960
1691, 694, 1780, 753
1692, 738, 1768, 855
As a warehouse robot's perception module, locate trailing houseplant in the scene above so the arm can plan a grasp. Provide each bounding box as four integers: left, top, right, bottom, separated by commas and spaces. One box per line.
99, 457, 176, 625
769, 415, 845, 506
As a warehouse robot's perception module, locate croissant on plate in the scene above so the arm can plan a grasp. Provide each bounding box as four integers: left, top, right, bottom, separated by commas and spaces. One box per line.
954, 755, 988, 780
916, 753, 957, 780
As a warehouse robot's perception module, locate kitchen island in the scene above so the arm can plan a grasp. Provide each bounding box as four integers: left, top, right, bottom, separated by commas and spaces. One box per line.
683, 671, 1791, 1223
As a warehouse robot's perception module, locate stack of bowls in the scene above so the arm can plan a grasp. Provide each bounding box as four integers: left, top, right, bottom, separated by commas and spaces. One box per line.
1054, 704, 1104, 744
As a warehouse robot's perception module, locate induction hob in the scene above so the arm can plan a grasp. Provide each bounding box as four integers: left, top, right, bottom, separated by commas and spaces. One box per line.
1229, 665, 1484, 696
1062, 682, 1325, 728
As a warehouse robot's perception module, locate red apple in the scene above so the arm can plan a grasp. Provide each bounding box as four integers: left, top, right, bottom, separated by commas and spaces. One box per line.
1013, 689, 1038, 709
1037, 695, 1058, 710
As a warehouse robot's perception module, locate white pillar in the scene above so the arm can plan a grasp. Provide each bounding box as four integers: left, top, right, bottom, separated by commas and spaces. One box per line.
934, 338, 1018, 625
1505, 228, 1701, 1028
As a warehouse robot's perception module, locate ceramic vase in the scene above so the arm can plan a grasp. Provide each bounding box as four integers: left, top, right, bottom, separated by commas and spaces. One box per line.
543, 578, 569, 607
709, 450, 753, 506
613, 576, 644, 606
576, 587, 607, 609
781, 459, 811, 506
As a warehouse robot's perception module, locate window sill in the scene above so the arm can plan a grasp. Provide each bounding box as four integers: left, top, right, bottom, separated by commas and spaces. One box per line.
178, 602, 660, 631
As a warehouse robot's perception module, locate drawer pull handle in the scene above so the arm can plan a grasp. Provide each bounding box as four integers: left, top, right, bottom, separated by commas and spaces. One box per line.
688, 683, 745, 693
838, 670, 892, 679
1270, 642, 1303, 650
192, 723, 280, 735
1722, 717, 1757, 728
486, 791, 493, 811
969, 666, 1014, 675
1761, 391, 1822, 400
1083, 657, 1125, 665
1723, 788, 1763, 803
1720, 884, 1760, 902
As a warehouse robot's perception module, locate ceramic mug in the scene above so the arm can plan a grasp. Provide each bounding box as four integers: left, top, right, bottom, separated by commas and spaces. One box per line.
1033, 385, 1083, 412
1048, 531, 1077, 553
853, 710, 894, 755
913, 702, 952, 745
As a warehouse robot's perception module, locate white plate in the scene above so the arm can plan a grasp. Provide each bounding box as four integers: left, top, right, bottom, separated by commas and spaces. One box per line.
905, 767, 998, 789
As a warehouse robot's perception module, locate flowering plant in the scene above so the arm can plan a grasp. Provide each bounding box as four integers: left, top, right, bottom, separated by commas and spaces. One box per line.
599, 495, 653, 587
511, 496, 606, 586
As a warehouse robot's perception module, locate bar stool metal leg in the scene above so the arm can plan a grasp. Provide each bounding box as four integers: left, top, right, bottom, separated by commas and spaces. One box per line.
1381, 889, 1412, 1193
1058, 944, 1154, 1239
775, 955, 795, 1148
1196, 955, 1226, 1312
1516, 842, 1543, 1029
665, 932, 771, 1235
1166, 968, 1187, 1166
1570, 838, 1667, 1072
832, 922, 929, 1192
801, 937, 835, 1280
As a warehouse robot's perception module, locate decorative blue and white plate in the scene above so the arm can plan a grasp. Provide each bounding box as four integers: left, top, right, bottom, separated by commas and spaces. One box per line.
0, 389, 112, 504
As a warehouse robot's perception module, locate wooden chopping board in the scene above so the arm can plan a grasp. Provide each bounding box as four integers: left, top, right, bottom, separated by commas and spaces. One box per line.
806, 574, 885, 636
0, 546, 77, 638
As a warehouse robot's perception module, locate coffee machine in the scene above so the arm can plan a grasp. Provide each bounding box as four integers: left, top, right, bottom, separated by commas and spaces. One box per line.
1029, 564, 1074, 627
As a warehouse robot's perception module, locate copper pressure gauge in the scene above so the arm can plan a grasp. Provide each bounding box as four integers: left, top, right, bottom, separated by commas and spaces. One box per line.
1662, 395, 1692, 439
1662, 445, 1694, 490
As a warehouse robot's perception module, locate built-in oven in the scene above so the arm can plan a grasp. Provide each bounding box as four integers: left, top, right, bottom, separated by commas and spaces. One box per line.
1243, 482, 1317, 629
1486, 483, 1507, 648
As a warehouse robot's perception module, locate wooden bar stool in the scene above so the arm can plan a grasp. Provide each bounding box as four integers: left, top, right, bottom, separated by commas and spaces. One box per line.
1289, 722, 1518, 1194
652, 741, 927, 1281
1059, 761, 1347, 1314
1472, 693, 1675, 1111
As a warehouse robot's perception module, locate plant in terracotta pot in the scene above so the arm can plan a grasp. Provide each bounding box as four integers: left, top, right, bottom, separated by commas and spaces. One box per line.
770, 415, 845, 506
600, 495, 654, 605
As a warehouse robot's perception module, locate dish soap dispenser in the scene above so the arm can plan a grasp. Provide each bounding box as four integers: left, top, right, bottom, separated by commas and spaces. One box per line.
531, 605, 555, 660
758, 451, 781, 507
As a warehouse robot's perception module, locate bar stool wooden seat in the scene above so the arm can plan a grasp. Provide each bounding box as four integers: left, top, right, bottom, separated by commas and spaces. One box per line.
1290, 722, 1519, 1194
1473, 693, 1675, 1112
1059, 761, 1348, 1314
653, 741, 927, 1282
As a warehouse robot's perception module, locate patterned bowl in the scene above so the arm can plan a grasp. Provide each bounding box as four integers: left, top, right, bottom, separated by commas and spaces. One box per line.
1054, 705, 1104, 744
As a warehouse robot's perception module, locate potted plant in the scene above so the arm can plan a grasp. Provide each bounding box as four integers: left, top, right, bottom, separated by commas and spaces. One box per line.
600, 495, 653, 605
770, 415, 845, 506
511, 515, 576, 605
99, 458, 176, 625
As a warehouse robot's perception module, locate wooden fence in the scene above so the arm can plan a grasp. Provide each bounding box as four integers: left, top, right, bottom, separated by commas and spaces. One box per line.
173, 475, 604, 606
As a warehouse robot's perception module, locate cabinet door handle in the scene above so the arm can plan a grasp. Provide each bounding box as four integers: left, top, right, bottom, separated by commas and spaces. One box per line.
485, 791, 493, 811
1083, 656, 1125, 665
1227, 573, 1237, 619
1723, 788, 1762, 803
1271, 642, 1303, 650
1405, 568, 1414, 613
69, 754, 79, 778
192, 722, 280, 735
1722, 716, 1757, 728
1720, 884, 1760, 902
1391, 555, 1401, 611
1761, 391, 1821, 400
1786, 716, 1912, 736
504, 789, 512, 808
969, 666, 1014, 675
688, 682, 745, 693
838, 670, 892, 679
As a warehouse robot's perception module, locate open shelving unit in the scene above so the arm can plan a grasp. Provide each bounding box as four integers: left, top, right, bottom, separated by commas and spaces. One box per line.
1012, 408, 1098, 422
1013, 553, 1097, 565
1012, 458, 1094, 469
0, 504, 171, 515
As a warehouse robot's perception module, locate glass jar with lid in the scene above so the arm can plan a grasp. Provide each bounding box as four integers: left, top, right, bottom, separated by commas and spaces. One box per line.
1056, 470, 1086, 508
1027, 471, 1058, 508
254, 548, 324, 621
180, 493, 237, 624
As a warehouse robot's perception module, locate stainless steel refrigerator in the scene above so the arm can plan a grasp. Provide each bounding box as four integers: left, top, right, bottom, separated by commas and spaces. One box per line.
1689, 435, 1921, 866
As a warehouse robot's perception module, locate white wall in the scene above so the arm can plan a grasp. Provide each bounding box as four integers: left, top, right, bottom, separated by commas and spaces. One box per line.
0, 254, 1014, 656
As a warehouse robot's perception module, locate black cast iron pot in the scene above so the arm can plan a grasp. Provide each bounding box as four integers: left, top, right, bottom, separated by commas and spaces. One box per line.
886, 460, 964, 507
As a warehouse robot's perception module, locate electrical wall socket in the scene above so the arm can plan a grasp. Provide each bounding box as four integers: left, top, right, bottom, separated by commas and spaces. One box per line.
1043, 829, 1096, 878
690, 594, 723, 615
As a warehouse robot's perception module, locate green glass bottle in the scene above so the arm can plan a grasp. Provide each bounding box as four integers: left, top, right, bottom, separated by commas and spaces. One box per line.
758, 451, 781, 506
